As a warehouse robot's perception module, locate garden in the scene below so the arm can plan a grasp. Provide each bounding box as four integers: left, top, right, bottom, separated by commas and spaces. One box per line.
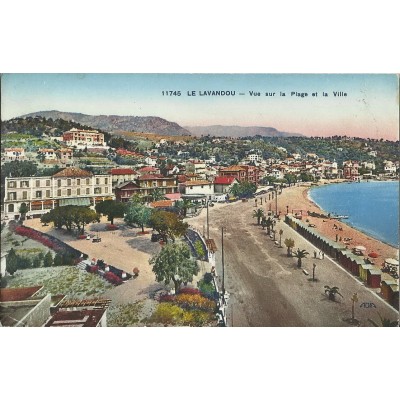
84, 258, 134, 286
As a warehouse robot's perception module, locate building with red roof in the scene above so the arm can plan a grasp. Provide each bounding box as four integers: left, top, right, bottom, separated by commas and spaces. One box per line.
109, 168, 138, 186
214, 176, 239, 194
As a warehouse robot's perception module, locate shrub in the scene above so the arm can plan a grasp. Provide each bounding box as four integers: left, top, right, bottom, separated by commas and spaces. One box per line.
90, 265, 99, 273
178, 287, 201, 296
198, 280, 217, 299
150, 303, 185, 325
174, 293, 215, 312
106, 224, 118, 231
203, 272, 214, 284
104, 271, 123, 285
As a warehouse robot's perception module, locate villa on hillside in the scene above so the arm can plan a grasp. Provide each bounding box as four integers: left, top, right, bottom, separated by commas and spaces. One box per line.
62, 128, 105, 148
220, 165, 260, 184
3, 167, 113, 220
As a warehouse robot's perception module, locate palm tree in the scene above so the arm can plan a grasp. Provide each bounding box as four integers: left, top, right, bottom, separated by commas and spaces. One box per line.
368, 313, 398, 327
176, 199, 192, 217
284, 238, 295, 257
324, 286, 343, 301
253, 208, 265, 225
293, 249, 309, 268
263, 216, 273, 234
278, 229, 283, 247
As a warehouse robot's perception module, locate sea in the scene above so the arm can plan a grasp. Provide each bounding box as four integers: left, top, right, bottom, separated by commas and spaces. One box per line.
309, 181, 399, 248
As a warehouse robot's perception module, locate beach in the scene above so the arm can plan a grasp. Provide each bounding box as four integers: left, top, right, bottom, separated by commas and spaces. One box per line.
271, 182, 398, 278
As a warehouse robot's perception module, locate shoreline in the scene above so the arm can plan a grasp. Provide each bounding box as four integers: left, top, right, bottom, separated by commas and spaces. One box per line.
273, 183, 398, 279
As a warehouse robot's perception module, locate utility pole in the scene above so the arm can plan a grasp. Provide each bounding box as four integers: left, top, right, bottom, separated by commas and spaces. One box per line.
206, 200, 209, 239
275, 189, 278, 216
221, 226, 225, 296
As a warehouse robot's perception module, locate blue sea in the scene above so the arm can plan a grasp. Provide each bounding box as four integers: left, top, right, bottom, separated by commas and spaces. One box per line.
309, 181, 399, 248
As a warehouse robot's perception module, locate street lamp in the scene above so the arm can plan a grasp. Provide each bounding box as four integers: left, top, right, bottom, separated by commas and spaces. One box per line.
351, 292, 358, 322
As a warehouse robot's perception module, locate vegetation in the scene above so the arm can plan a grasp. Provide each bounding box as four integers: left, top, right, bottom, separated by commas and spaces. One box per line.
368, 313, 399, 327
124, 201, 152, 233
284, 238, 295, 256
229, 181, 257, 199
293, 249, 309, 268
150, 242, 199, 294
324, 286, 343, 301
253, 208, 265, 225
150, 210, 188, 243
95, 200, 126, 225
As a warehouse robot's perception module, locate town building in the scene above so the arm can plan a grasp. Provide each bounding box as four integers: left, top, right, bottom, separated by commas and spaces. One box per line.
62, 128, 105, 147
57, 148, 74, 166
114, 175, 178, 202
183, 180, 214, 197
3, 147, 26, 162
38, 148, 57, 161
109, 168, 138, 186
220, 165, 260, 184
343, 161, 360, 180
214, 176, 238, 194
3, 167, 113, 220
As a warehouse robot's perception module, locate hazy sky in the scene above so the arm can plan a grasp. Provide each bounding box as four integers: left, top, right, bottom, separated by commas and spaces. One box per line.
1, 74, 398, 140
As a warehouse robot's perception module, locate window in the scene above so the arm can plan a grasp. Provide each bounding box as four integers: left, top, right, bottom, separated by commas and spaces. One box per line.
36, 180, 40, 187
36, 191, 42, 198
152, 182, 157, 187
77, 179, 81, 185
77, 188, 81, 195
57, 189, 61, 196
8, 204, 14, 212
86, 178, 90, 185
67, 179, 71, 186
57, 179, 62, 187
7, 181, 16, 188
8, 192, 16, 200
105, 178, 108, 184
105, 187, 108, 193
20, 180, 29, 188
22, 191, 28, 200
46, 180, 51, 186
86, 188, 90, 194
96, 178, 100, 184
94, 187, 101, 194
67, 189, 71, 196
46, 190, 51, 198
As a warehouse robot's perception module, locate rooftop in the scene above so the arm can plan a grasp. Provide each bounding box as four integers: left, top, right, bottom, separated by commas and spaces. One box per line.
109, 168, 136, 175
185, 180, 211, 186
214, 176, 236, 184
44, 309, 106, 327
53, 167, 93, 178
150, 200, 173, 208
0, 286, 43, 302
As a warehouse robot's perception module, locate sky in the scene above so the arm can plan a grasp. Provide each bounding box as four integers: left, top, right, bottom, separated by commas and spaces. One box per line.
1, 73, 398, 140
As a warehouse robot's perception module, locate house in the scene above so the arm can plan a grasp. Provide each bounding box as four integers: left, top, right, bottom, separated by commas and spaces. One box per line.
3, 167, 113, 220
383, 161, 397, 175
114, 175, 178, 202
38, 148, 57, 161
183, 180, 214, 197
343, 161, 360, 180
3, 147, 26, 162
109, 168, 138, 186
149, 200, 174, 209
186, 160, 207, 178
63, 128, 105, 147
137, 166, 160, 175
220, 165, 260, 184
57, 148, 74, 166
0, 286, 52, 327
214, 176, 238, 194
144, 156, 158, 167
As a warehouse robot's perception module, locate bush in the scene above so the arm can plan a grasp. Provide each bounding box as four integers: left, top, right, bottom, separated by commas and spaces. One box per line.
104, 271, 123, 285
198, 279, 218, 300
178, 287, 201, 296
174, 293, 215, 312
151, 303, 185, 325
203, 272, 214, 284
106, 224, 118, 231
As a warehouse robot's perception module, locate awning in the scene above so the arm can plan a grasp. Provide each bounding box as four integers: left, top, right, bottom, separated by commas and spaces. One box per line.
59, 197, 90, 206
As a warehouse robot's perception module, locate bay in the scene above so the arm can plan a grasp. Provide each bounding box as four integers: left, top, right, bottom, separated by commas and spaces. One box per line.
309, 181, 399, 248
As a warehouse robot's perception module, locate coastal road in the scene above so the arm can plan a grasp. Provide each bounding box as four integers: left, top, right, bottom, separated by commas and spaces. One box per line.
189, 200, 399, 327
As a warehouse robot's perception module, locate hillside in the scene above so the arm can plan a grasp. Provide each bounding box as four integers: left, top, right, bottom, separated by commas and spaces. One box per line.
184, 125, 304, 138
20, 111, 191, 136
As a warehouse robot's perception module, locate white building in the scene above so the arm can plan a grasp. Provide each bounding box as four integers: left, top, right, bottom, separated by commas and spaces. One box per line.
384, 161, 397, 174
62, 128, 105, 148
3, 167, 113, 220
3, 148, 26, 162
184, 180, 214, 196
247, 153, 262, 163
38, 148, 57, 161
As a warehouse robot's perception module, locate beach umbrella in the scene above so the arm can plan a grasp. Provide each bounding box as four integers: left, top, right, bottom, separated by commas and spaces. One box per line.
355, 245, 366, 251
368, 252, 379, 258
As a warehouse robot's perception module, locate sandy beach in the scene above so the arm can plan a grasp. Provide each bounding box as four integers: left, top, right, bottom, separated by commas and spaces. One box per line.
268, 182, 398, 277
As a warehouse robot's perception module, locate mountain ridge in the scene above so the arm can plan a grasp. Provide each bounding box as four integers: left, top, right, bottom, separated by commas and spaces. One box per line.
19, 110, 191, 136
184, 125, 304, 138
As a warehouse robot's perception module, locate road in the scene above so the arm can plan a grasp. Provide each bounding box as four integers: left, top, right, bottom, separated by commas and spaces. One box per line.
188, 200, 399, 327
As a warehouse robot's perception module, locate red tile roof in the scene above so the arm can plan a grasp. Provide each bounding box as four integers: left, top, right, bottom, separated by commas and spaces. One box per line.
109, 168, 136, 175
138, 166, 159, 172
221, 165, 246, 172
137, 174, 165, 180
185, 180, 211, 186
0, 286, 43, 302
214, 176, 236, 184
150, 200, 173, 208
53, 167, 92, 178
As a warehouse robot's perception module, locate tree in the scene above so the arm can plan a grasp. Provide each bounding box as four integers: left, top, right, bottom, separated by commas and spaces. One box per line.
124, 202, 152, 233
43, 251, 53, 268
194, 240, 206, 260
6, 248, 18, 275
175, 199, 192, 218
368, 313, 399, 327
293, 249, 309, 268
284, 238, 295, 257
278, 229, 284, 247
150, 187, 165, 202
262, 217, 273, 234
150, 210, 188, 243
150, 242, 199, 294
95, 200, 126, 224
229, 181, 257, 199
324, 286, 343, 301
253, 208, 265, 225
19, 203, 29, 221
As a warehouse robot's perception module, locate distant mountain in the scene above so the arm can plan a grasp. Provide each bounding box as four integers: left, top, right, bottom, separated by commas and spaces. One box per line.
184, 125, 304, 138
20, 111, 191, 136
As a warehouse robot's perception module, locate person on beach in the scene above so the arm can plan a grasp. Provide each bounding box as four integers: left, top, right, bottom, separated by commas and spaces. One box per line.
314, 250, 317, 259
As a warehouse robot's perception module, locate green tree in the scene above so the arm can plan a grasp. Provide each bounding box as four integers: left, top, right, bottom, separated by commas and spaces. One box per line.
284, 238, 295, 257
293, 249, 309, 268
124, 202, 152, 233
150, 242, 199, 294
150, 187, 165, 202
95, 200, 126, 224
150, 210, 188, 243
6, 248, 18, 275
71, 207, 100, 234
229, 181, 257, 199
368, 313, 399, 327
253, 208, 265, 225
19, 203, 29, 221
324, 286, 343, 301
278, 229, 284, 247
194, 240, 206, 260
32, 256, 41, 268
175, 199, 192, 217
43, 251, 53, 268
